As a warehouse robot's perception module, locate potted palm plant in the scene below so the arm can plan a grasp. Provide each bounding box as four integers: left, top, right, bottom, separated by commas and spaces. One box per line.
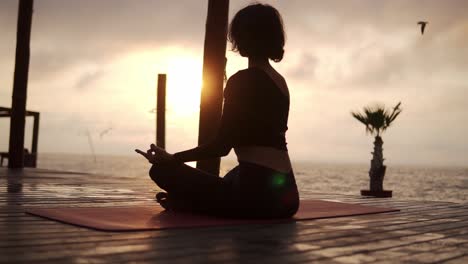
351, 102, 402, 198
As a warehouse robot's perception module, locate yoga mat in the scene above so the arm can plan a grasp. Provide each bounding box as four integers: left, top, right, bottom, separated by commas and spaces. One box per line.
26, 200, 398, 231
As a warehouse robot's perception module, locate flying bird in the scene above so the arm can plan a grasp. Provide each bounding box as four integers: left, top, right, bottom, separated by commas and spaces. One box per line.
417, 21, 428, 35
99, 127, 113, 139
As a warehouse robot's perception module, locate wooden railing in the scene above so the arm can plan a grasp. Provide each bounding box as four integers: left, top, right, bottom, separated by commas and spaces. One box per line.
0, 106, 39, 167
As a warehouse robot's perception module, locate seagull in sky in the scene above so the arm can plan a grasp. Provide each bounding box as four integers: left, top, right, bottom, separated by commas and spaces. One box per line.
417, 21, 428, 35
99, 127, 113, 139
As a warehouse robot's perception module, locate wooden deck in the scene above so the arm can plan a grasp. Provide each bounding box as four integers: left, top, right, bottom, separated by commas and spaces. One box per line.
1, 167, 467, 263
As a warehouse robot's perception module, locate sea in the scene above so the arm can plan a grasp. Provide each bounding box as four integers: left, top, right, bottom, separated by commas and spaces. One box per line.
37, 153, 468, 204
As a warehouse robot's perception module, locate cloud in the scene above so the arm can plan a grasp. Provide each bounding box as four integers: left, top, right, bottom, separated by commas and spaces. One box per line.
285, 52, 319, 80
272, 0, 468, 94
0, 0, 208, 82
347, 21, 468, 88
1, 0, 467, 166
74, 69, 105, 91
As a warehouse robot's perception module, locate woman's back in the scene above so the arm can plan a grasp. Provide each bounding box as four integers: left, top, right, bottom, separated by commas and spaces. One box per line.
225, 68, 289, 148
230, 66, 292, 173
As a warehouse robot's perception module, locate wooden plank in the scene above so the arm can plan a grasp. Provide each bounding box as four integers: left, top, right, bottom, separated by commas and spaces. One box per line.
0, 168, 467, 264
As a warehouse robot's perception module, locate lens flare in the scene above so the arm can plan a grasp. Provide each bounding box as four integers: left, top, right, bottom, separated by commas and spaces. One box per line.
271, 173, 286, 188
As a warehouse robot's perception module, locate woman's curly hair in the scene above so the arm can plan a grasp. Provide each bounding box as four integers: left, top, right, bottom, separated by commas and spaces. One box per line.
228, 3, 286, 62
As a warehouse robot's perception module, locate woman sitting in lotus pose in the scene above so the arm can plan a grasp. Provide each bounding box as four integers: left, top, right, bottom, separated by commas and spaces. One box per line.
136, 3, 299, 219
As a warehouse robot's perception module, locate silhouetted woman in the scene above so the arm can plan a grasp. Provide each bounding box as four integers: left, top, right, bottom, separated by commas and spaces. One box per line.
136, 3, 299, 219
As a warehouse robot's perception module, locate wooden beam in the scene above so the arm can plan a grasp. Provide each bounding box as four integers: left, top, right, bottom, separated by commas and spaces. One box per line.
8, 0, 34, 169
156, 74, 166, 149
0, 107, 39, 116
197, 0, 229, 175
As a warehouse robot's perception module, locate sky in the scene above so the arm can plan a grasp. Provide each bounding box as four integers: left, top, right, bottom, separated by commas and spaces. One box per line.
1, 0, 467, 167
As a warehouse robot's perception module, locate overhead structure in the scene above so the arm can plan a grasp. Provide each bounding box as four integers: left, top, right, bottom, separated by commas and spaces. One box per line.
9, 0, 34, 168
197, 0, 229, 175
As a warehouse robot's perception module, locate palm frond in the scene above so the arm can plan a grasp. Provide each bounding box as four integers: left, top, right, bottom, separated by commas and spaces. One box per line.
351, 112, 368, 125
352, 101, 403, 136
351, 111, 372, 134
386, 101, 402, 125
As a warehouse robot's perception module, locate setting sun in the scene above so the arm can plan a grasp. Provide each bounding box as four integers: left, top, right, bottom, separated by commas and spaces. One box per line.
109, 47, 204, 125
165, 55, 203, 116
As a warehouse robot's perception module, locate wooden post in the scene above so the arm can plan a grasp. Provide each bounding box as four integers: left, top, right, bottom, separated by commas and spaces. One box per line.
197, 0, 229, 175
156, 74, 166, 149
8, 0, 34, 169
31, 112, 39, 167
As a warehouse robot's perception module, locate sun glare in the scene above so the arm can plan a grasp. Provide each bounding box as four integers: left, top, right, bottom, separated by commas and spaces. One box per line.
166, 56, 202, 116
113, 48, 203, 122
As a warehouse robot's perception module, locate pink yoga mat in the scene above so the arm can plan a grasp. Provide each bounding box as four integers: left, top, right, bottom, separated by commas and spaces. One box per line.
26, 200, 398, 231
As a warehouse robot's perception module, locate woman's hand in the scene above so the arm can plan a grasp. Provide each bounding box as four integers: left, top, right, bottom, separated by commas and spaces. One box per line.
135, 144, 174, 164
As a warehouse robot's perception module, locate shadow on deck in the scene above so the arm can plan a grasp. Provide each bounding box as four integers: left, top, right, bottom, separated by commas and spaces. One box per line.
1, 168, 467, 263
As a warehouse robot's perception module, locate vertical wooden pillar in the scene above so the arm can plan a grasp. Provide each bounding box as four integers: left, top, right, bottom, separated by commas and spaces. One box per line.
31, 112, 39, 167
197, 0, 229, 175
9, 0, 34, 168
156, 74, 166, 149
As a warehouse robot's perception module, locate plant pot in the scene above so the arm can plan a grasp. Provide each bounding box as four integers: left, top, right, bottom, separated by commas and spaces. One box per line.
361, 190, 393, 198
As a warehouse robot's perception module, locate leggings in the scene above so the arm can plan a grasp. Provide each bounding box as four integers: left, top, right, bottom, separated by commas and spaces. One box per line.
149, 161, 300, 219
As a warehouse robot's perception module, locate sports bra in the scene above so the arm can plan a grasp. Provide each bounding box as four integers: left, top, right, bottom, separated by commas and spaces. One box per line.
173, 68, 289, 162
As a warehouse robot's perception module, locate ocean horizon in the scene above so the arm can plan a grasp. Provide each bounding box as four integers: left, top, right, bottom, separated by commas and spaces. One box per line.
36, 153, 468, 204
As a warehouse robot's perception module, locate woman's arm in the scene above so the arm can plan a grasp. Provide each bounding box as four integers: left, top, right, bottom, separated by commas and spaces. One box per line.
172, 139, 231, 163
172, 75, 245, 163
